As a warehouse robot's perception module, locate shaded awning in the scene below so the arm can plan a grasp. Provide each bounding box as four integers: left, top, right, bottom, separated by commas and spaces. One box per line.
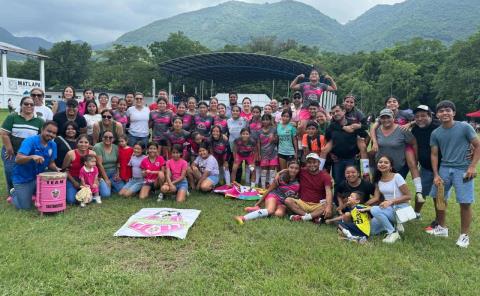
0, 41, 48, 59
160, 52, 313, 84
466, 110, 480, 117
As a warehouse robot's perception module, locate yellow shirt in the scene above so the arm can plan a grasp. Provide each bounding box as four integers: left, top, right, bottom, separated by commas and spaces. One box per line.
351, 205, 370, 236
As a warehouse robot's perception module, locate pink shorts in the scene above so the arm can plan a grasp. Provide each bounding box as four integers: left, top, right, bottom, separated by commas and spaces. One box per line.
260, 157, 279, 167
234, 154, 255, 165
405, 144, 414, 154
299, 109, 311, 121
265, 193, 284, 206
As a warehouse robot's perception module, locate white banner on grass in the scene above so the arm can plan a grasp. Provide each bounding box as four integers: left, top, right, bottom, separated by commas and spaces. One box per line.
114, 208, 201, 239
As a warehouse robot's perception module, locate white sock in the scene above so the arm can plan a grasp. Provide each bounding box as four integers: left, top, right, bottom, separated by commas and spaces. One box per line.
224, 168, 231, 185
269, 169, 276, 185
245, 167, 251, 185
302, 213, 312, 221
261, 169, 267, 188
361, 159, 369, 175
251, 182, 256, 188
255, 166, 261, 184
244, 209, 269, 221
319, 158, 326, 170
413, 177, 422, 193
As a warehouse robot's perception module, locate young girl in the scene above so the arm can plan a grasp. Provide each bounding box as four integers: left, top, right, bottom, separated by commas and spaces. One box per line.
277, 110, 298, 169
117, 135, 134, 183
176, 101, 194, 131
112, 99, 129, 133
150, 98, 173, 158
194, 102, 214, 137
119, 142, 146, 198
161, 145, 189, 202
302, 121, 324, 158
240, 97, 253, 121
209, 125, 231, 185
258, 114, 278, 188
78, 154, 101, 206
186, 131, 204, 162
83, 100, 102, 141
214, 103, 229, 135
187, 143, 220, 192
166, 117, 191, 159
139, 142, 166, 201
249, 106, 263, 184
231, 128, 257, 187
97, 92, 109, 114
235, 161, 300, 224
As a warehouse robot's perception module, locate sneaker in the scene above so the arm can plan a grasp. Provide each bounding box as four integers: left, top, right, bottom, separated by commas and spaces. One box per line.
424, 220, 439, 234
157, 193, 164, 202
456, 234, 470, 248
416, 192, 425, 203
80, 202, 86, 208
312, 217, 324, 224
342, 228, 353, 238
431, 225, 448, 237
244, 206, 260, 213
383, 231, 401, 243
94, 196, 102, 204
9, 188, 15, 196
186, 190, 190, 197
234, 216, 245, 225
6, 196, 13, 204
415, 212, 422, 220
396, 223, 405, 233
289, 215, 303, 222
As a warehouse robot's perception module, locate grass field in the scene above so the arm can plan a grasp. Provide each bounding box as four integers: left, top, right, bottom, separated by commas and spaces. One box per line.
0, 110, 478, 295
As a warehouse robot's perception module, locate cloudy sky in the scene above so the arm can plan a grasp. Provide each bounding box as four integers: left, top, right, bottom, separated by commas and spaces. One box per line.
0, 0, 404, 44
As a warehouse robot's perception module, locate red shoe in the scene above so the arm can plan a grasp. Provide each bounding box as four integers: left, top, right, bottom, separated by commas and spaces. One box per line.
234, 216, 245, 225
289, 215, 303, 222
244, 206, 260, 213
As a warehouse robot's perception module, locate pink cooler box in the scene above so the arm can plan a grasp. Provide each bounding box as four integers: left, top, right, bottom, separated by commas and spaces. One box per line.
34, 172, 67, 214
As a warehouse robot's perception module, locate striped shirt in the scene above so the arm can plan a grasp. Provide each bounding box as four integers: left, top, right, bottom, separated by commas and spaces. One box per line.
1, 112, 44, 152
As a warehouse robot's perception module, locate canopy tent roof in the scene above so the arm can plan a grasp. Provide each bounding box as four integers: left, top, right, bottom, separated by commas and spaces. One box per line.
160, 52, 313, 84
466, 110, 480, 118
0, 42, 48, 59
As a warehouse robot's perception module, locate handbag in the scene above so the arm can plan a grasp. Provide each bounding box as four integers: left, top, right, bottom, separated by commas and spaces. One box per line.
392, 181, 416, 223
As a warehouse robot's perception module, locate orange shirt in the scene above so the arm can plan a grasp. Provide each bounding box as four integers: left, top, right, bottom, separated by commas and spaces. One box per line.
302, 134, 325, 154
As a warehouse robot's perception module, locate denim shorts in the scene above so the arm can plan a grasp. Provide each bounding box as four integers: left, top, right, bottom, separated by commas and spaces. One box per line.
429, 166, 474, 204
176, 179, 188, 191
420, 167, 434, 197
207, 175, 219, 186
123, 178, 144, 193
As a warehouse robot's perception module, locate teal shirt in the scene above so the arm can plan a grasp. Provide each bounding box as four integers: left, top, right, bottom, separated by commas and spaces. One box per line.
277, 123, 297, 156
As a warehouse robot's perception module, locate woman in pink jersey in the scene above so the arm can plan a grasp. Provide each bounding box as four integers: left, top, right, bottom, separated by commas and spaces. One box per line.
290, 69, 337, 121
139, 142, 165, 200
234, 161, 300, 224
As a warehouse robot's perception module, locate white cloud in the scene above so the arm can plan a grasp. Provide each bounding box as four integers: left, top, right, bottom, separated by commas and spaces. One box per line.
0, 0, 406, 44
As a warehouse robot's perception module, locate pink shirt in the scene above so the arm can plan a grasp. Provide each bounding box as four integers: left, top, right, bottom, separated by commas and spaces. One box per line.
140, 156, 165, 183
79, 165, 99, 194
166, 158, 188, 181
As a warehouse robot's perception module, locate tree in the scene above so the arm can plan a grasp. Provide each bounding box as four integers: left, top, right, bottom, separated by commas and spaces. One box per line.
148, 31, 210, 65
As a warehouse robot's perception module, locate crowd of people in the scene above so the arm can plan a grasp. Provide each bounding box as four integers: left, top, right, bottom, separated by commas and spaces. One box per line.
2, 68, 479, 248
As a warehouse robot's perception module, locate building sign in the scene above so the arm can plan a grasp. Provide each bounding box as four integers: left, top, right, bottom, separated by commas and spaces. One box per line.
4, 78, 41, 96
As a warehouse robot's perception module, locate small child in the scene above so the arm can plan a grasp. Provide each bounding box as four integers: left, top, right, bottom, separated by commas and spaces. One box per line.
118, 135, 134, 183
166, 117, 190, 159
258, 114, 278, 188
231, 128, 257, 187
302, 121, 324, 158
119, 142, 146, 198
326, 191, 371, 243
187, 142, 220, 192
186, 131, 204, 163
78, 154, 101, 206
139, 142, 166, 201
209, 125, 231, 185
161, 144, 189, 202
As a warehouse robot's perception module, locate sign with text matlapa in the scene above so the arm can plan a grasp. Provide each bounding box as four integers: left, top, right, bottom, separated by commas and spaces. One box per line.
114, 208, 201, 239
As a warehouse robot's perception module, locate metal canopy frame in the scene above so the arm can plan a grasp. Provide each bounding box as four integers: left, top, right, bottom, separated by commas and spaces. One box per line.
160, 52, 313, 84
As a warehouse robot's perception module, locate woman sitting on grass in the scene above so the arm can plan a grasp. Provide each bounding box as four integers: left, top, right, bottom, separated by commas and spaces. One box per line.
234, 161, 300, 224
187, 142, 219, 192
161, 144, 189, 202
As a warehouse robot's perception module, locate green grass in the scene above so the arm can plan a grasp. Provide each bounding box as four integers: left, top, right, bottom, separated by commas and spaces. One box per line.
0, 110, 479, 295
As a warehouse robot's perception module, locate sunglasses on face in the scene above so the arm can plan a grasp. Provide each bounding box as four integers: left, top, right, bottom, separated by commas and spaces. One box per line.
103, 136, 113, 139
31, 93, 44, 98
135, 97, 143, 100
102, 115, 112, 119
23, 102, 34, 107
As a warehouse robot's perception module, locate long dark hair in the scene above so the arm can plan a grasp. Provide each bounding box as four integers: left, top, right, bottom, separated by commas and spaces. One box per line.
373, 155, 396, 184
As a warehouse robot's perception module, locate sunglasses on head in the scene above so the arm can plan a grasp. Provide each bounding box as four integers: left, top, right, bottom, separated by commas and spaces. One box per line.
102, 115, 112, 119
31, 93, 43, 98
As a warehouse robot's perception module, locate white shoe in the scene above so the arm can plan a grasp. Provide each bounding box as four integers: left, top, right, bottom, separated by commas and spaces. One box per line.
94, 196, 102, 204
396, 223, 405, 233
431, 225, 448, 237
456, 234, 470, 248
342, 228, 353, 238
416, 192, 425, 203
383, 231, 401, 243
157, 193, 164, 202
186, 190, 190, 197
80, 202, 86, 208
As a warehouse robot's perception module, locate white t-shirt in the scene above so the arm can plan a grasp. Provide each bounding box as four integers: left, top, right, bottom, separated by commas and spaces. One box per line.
83, 114, 102, 135
16, 105, 53, 121
126, 106, 150, 137
378, 173, 406, 201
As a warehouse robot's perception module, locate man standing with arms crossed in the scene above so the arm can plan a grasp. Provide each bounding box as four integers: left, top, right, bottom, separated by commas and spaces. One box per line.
429, 100, 480, 248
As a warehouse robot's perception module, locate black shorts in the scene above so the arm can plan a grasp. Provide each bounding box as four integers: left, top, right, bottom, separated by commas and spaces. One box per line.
278, 153, 295, 161
338, 221, 368, 238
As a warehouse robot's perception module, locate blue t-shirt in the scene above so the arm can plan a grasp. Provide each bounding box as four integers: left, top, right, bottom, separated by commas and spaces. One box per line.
430, 121, 477, 169
12, 135, 57, 184
277, 123, 297, 156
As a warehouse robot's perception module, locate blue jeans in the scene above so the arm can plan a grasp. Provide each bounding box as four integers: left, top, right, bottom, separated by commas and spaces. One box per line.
370, 203, 409, 235
430, 166, 474, 204
66, 179, 80, 205
332, 158, 356, 185
99, 169, 125, 197
12, 179, 36, 210
128, 135, 149, 149
2, 146, 15, 194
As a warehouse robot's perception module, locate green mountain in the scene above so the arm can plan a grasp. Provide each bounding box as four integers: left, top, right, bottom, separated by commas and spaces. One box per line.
0, 27, 53, 52
115, 0, 346, 52
115, 0, 480, 52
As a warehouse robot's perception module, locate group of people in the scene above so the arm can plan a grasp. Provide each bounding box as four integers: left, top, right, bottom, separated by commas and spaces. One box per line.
2, 68, 478, 248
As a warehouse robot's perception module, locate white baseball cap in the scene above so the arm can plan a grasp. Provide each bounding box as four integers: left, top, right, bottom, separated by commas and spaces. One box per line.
305, 153, 321, 161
